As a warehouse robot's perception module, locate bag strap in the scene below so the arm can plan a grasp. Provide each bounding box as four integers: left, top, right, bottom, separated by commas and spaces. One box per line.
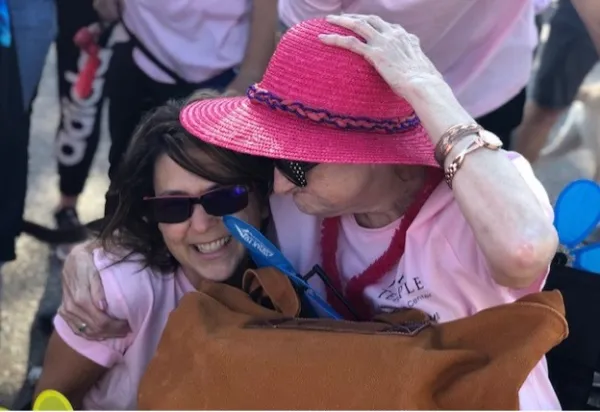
120, 20, 191, 86
242, 267, 301, 318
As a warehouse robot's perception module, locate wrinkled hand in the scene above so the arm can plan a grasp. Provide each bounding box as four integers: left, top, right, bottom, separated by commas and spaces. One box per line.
93, 0, 124, 22
58, 242, 130, 340
319, 14, 443, 99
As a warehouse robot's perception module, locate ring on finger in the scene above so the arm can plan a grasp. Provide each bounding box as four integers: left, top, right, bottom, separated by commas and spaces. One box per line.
77, 322, 88, 334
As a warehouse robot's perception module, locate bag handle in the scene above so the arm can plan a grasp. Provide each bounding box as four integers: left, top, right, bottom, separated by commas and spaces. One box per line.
242, 267, 301, 318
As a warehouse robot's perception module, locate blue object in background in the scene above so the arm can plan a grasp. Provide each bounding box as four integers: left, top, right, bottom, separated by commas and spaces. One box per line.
0, 0, 11, 47
553, 179, 600, 274
223, 215, 343, 319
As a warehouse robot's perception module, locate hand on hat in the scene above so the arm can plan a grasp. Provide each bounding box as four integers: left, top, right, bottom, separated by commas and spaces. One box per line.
319, 14, 442, 100
320, 14, 474, 144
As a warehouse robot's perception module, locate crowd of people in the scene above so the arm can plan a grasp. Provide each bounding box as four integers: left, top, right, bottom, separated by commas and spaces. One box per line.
3, 0, 600, 409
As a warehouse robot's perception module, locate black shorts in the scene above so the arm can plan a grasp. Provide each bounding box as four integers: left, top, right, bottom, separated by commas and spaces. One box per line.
532, 0, 598, 109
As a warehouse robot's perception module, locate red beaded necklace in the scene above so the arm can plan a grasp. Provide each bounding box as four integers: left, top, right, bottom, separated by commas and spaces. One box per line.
320, 170, 443, 320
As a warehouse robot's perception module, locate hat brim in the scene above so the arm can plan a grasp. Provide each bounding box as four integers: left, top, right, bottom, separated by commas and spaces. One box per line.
180, 97, 438, 166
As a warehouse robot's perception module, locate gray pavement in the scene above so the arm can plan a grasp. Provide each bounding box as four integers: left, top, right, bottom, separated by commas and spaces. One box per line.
2, 23, 600, 409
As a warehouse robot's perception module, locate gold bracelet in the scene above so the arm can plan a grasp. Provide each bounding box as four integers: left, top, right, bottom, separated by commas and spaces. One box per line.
434, 123, 483, 167
444, 133, 484, 189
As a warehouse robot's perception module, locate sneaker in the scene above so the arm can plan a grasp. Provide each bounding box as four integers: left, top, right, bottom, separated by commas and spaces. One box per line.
54, 206, 81, 261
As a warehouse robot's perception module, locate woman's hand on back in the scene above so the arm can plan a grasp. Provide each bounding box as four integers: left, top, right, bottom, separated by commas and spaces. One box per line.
58, 242, 130, 340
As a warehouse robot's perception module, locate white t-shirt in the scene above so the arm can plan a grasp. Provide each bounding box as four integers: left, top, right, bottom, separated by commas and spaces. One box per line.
279, 0, 539, 118
121, 0, 252, 84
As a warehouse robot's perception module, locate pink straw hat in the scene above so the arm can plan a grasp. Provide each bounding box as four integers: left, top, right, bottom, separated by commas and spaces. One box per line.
180, 18, 437, 166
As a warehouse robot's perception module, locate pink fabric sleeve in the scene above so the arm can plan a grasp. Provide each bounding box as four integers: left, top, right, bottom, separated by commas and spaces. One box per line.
441, 152, 554, 297
53, 251, 137, 368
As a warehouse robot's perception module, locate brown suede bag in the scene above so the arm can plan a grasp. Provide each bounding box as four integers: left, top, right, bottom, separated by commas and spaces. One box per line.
138, 267, 568, 410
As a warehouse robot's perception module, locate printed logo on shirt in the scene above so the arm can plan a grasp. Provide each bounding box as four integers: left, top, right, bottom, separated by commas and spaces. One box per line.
378, 274, 427, 303
376, 274, 440, 321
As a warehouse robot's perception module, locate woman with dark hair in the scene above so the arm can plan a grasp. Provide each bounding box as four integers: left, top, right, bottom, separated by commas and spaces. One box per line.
33, 96, 272, 410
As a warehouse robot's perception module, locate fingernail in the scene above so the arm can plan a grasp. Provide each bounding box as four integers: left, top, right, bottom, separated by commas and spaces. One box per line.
98, 299, 107, 311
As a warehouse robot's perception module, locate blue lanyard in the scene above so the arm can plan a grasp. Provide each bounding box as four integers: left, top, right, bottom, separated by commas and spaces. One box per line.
223, 215, 344, 319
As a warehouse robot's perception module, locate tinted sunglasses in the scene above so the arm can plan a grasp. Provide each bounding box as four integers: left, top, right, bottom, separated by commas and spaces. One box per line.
143, 185, 249, 224
274, 160, 318, 188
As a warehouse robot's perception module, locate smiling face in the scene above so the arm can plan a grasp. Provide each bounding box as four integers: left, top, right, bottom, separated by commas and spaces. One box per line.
153, 151, 265, 285
100, 99, 273, 281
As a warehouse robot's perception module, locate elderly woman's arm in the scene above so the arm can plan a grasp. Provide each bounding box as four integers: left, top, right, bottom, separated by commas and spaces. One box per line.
405, 79, 558, 288
321, 14, 558, 289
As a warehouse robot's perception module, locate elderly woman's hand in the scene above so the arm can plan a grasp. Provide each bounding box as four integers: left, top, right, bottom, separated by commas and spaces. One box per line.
58, 242, 130, 340
319, 14, 442, 98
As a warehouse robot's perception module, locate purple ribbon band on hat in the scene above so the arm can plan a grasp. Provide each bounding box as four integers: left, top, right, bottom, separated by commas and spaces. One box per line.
247, 85, 421, 134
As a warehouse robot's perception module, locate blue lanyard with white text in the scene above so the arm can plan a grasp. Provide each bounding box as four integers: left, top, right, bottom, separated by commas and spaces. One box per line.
223, 215, 344, 319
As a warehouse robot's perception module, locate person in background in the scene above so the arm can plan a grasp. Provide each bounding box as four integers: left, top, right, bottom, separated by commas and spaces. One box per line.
513, 0, 599, 163
277, 0, 544, 148
53, 0, 115, 259
0, 0, 56, 269
92, 0, 277, 217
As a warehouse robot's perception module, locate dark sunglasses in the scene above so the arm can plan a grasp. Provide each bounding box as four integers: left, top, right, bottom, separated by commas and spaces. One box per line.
143, 185, 249, 224
274, 160, 318, 188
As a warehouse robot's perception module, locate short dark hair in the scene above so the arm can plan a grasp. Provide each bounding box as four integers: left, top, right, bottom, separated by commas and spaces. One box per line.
99, 98, 273, 273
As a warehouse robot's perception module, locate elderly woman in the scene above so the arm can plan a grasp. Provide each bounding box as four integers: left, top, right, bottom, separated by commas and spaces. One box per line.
58, 15, 559, 409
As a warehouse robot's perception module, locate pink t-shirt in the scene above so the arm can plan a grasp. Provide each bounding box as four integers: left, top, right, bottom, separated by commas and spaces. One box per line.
54, 250, 195, 410
278, 0, 538, 118
121, 0, 251, 84
270, 153, 560, 410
